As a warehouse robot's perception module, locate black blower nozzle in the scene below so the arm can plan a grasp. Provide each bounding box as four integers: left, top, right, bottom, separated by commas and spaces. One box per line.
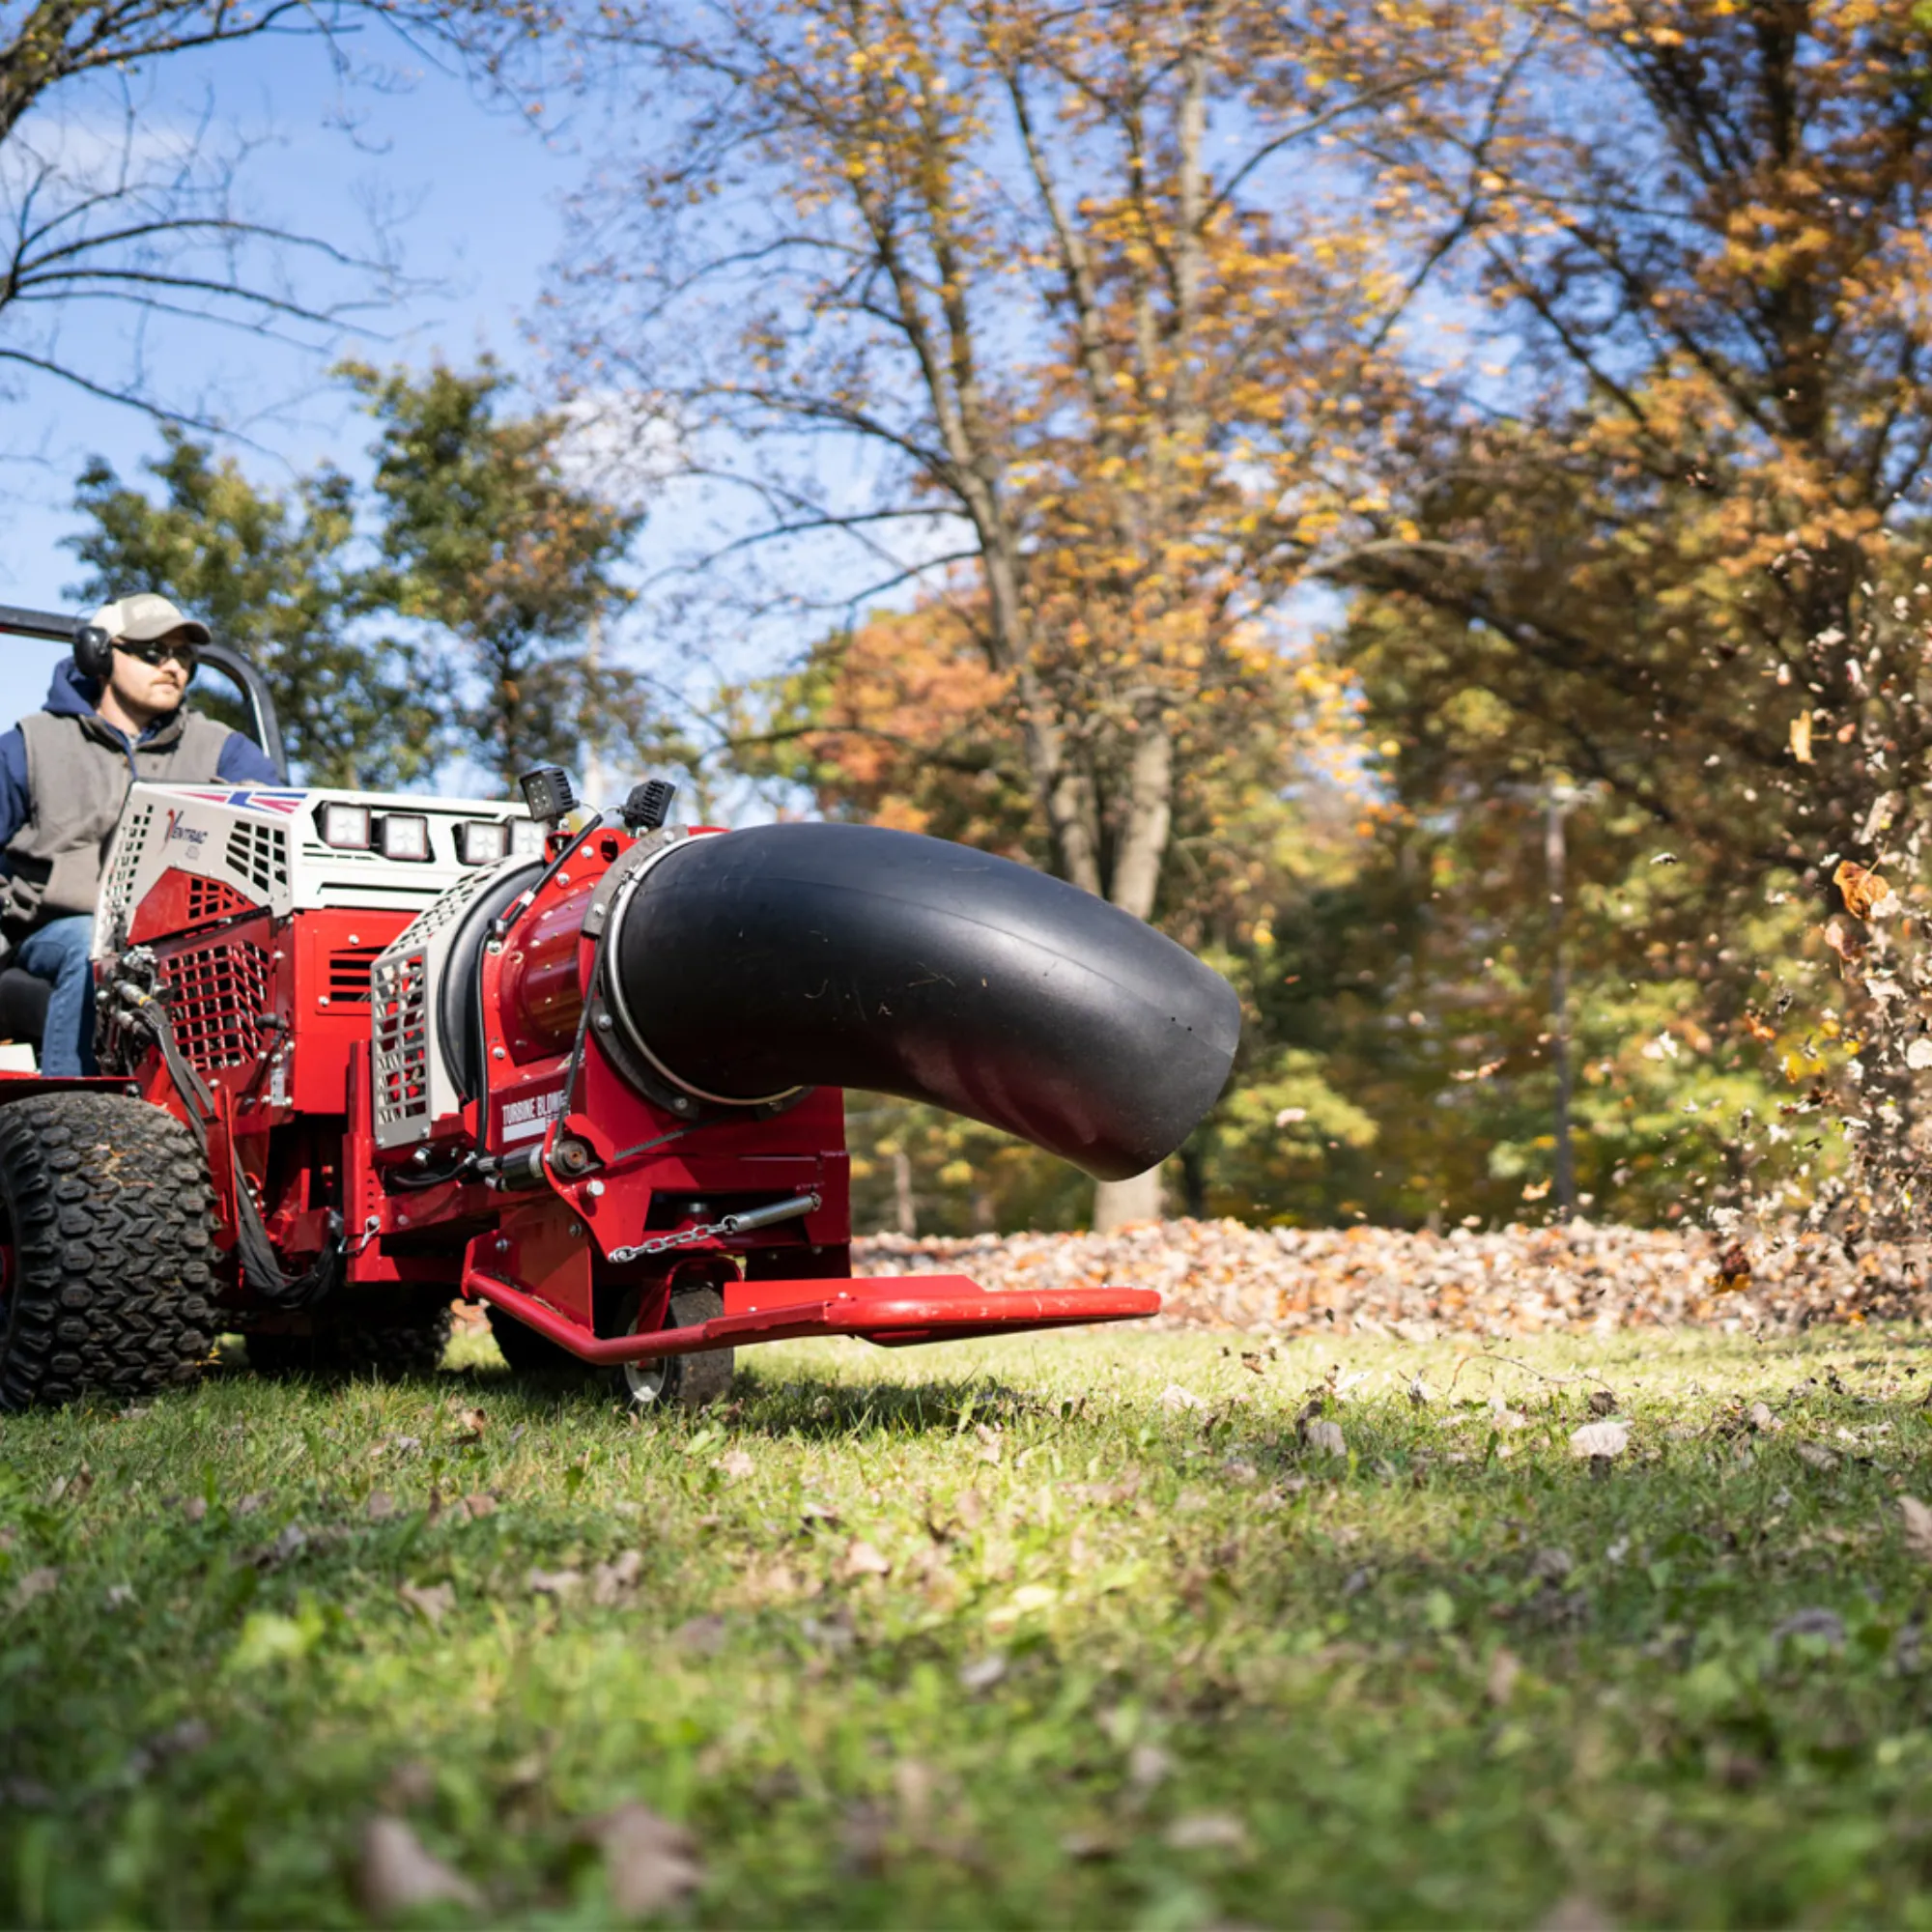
602, 822, 1240, 1180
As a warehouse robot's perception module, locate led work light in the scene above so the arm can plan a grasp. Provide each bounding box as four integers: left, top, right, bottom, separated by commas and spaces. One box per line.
378, 814, 431, 862
318, 803, 372, 850
457, 820, 511, 867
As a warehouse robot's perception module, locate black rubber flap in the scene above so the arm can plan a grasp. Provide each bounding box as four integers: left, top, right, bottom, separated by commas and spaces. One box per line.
611, 823, 1240, 1180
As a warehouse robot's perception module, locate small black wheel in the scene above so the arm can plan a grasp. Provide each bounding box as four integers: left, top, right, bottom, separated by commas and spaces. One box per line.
0, 1093, 216, 1411
486, 1301, 595, 1378
611, 1285, 733, 1413
248, 1297, 453, 1380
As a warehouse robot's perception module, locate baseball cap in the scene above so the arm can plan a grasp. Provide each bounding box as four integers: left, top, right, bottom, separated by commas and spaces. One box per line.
89, 593, 212, 646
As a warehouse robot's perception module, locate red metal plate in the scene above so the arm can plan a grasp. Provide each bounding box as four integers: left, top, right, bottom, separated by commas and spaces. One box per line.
465, 1269, 1159, 1364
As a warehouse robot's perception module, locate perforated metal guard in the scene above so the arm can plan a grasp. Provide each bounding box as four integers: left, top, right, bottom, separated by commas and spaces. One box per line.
161, 939, 270, 1072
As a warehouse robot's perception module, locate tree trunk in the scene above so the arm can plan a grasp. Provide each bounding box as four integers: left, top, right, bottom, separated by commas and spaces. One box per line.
1094, 1164, 1164, 1232
892, 1148, 916, 1236
1092, 719, 1176, 1231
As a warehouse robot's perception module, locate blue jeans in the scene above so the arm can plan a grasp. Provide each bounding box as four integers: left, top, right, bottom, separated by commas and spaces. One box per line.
17, 916, 97, 1076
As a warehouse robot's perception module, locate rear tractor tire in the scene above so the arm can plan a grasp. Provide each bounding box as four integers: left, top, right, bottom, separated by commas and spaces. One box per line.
248, 1296, 453, 1380
0, 1093, 216, 1411
610, 1285, 733, 1414
486, 1301, 593, 1378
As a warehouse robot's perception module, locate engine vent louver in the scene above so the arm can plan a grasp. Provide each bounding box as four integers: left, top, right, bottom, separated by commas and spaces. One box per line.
326, 945, 384, 1007
224, 821, 289, 897
160, 939, 270, 1072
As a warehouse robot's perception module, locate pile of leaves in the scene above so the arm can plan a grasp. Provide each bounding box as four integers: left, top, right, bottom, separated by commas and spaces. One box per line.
855, 1220, 1932, 1338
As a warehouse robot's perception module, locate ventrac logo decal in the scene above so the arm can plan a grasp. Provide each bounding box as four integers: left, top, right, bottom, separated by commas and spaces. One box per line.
163, 809, 208, 846
499, 1085, 568, 1143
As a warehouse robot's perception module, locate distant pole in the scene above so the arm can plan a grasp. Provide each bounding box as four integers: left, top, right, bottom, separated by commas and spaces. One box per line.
1546, 788, 1577, 1218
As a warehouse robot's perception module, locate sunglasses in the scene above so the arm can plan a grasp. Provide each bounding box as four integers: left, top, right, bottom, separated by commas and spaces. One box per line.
117, 638, 199, 672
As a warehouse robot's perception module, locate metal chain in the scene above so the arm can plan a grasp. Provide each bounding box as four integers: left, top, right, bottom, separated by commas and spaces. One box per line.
607, 1190, 821, 1265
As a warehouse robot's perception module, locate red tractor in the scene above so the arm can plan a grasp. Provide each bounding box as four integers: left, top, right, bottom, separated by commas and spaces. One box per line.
0, 611, 1239, 1412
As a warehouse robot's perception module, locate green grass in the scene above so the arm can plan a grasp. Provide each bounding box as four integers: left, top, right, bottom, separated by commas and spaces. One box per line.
7, 1321, 1932, 1926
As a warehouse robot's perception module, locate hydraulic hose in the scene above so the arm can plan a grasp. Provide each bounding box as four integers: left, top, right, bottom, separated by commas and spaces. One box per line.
601, 822, 1240, 1181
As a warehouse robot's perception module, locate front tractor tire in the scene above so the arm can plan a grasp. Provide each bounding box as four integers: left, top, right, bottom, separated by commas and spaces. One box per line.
0, 1093, 216, 1411
611, 1285, 734, 1414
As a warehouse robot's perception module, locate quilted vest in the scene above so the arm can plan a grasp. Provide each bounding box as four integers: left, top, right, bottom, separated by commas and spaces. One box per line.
3, 707, 237, 934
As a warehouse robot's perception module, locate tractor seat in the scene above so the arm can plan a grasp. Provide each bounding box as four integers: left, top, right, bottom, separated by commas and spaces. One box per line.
0, 966, 50, 1050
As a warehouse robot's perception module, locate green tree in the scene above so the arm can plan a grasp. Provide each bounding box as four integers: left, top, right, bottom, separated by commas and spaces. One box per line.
66, 428, 440, 787
347, 359, 664, 795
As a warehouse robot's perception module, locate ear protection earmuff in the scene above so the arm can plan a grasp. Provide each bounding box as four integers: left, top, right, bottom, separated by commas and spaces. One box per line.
71, 623, 114, 683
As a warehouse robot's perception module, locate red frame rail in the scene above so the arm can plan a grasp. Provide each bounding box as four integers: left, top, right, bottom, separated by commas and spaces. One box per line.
464, 1270, 1160, 1362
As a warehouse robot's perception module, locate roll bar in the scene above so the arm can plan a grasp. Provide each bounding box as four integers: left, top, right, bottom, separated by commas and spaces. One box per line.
0, 604, 289, 782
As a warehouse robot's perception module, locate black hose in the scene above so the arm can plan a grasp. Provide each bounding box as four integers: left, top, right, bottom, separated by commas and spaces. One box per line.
603, 823, 1240, 1181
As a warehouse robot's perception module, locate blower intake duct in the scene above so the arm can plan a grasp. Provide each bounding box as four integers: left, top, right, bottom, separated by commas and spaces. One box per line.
600, 823, 1240, 1181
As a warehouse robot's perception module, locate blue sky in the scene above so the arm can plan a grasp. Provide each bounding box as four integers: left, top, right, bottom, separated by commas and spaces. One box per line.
0, 27, 589, 739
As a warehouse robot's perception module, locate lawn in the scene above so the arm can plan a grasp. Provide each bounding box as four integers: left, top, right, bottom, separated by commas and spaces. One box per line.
6, 1319, 1932, 1927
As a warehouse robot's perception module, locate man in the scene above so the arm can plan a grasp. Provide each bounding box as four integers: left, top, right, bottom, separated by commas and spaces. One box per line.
0, 593, 277, 1074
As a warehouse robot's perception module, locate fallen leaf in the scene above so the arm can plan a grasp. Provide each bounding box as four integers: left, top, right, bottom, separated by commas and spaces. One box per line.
836, 1538, 893, 1582
713, 1449, 755, 1482
528, 1567, 584, 1600
1834, 860, 1890, 920
448, 1406, 487, 1443
398, 1581, 454, 1628
1303, 1419, 1348, 1458
105, 1583, 137, 1610
1774, 1606, 1846, 1648
1747, 1401, 1778, 1434
233, 1492, 269, 1518
357, 1816, 481, 1917
1487, 1646, 1521, 1707
1910, 1038, 1932, 1072
45, 1463, 92, 1506
1797, 1442, 1838, 1471
1159, 1383, 1205, 1412
364, 1492, 398, 1523
1569, 1421, 1629, 1461
672, 1613, 728, 1655
9, 1567, 58, 1611
182, 1497, 208, 1524
453, 1492, 497, 1522
1587, 1388, 1617, 1418
1790, 711, 1814, 764
591, 1550, 644, 1605
1716, 1244, 1752, 1293
578, 1800, 704, 1918
1900, 1496, 1932, 1561
1127, 1742, 1172, 1792
249, 1525, 308, 1570
1163, 1811, 1250, 1853
957, 1653, 1007, 1692
1823, 916, 1865, 962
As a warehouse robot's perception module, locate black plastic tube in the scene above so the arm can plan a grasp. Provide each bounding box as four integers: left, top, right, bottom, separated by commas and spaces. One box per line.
605, 822, 1240, 1181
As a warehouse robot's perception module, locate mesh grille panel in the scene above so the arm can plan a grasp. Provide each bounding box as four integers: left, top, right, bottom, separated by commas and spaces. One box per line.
184, 876, 256, 928
372, 947, 430, 1137
161, 939, 270, 1072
